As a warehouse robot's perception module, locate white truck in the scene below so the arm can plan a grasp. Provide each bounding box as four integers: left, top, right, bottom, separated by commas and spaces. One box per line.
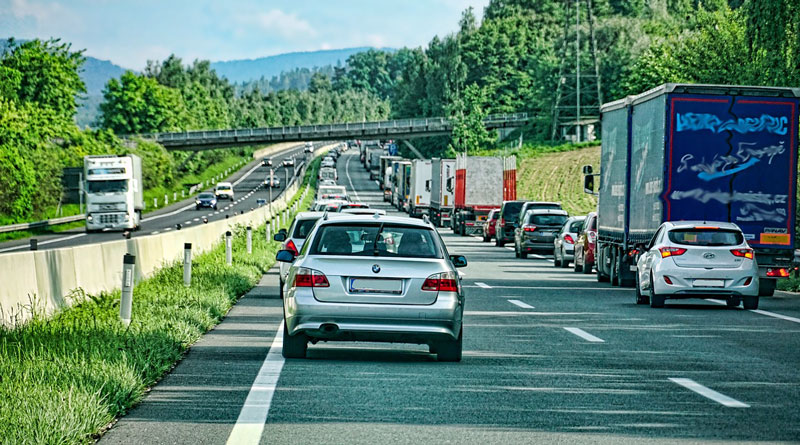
408, 159, 432, 218
429, 158, 455, 227
84, 154, 144, 232
367, 146, 384, 180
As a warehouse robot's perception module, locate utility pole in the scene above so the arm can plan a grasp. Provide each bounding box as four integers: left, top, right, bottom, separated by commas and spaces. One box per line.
576, 0, 581, 142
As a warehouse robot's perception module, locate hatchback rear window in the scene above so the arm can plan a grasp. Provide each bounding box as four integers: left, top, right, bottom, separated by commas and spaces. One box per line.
502, 202, 524, 221
668, 229, 744, 246
293, 219, 319, 239
310, 224, 442, 258
528, 214, 568, 226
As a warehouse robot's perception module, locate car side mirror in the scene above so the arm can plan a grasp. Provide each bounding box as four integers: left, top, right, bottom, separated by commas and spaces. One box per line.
276, 250, 295, 263
450, 255, 468, 268
273, 232, 287, 242
279, 228, 287, 235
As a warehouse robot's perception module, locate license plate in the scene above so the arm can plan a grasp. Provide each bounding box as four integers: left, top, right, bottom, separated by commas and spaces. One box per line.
349, 278, 402, 294
693, 279, 724, 287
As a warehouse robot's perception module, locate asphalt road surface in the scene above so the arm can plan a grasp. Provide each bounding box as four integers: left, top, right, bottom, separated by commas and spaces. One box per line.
0, 143, 311, 254
99, 151, 800, 444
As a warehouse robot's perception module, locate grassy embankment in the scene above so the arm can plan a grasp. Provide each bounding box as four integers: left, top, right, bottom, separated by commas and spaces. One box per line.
0, 159, 319, 444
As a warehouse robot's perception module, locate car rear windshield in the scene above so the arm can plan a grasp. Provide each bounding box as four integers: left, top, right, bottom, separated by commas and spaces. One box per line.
502, 202, 524, 220
310, 224, 442, 258
568, 220, 584, 232
668, 229, 744, 246
293, 219, 319, 239
527, 214, 568, 226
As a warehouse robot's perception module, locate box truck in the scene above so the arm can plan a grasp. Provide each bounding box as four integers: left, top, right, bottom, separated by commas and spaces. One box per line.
409, 159, 432, 217
84, 154, 144, 232
453, 154, 516, 236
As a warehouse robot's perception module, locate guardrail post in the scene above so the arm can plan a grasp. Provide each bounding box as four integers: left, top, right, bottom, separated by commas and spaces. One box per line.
120, 254, 135, 326
225, 231, 233, 266
246, 226, 252, 254
173, 192, 177, 201
164, 194, 169, 206
29, 239, 38, 251
183, 243, 192, 287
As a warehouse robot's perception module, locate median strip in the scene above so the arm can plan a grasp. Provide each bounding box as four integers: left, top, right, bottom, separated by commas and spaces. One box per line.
668, 378, 750, 408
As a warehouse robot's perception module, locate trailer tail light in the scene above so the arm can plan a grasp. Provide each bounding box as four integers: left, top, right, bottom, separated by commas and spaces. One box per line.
659, 247, 687, 258
523, 225, 537, 233
766, 268, 790, 278
422, 272, 458, 292
730, 248, 754, 260
294, 268, 329, 288
564, 234, 575, 244
285, 239, 299, 256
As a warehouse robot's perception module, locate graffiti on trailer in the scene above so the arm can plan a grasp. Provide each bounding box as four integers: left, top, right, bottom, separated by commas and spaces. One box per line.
676, 113, 788, 135
670, 188, 788, 206
737, 203, 787, 223
677, 141, 786, 182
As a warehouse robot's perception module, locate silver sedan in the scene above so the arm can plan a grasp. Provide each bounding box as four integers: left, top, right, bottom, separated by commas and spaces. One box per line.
276, 214, 467, 361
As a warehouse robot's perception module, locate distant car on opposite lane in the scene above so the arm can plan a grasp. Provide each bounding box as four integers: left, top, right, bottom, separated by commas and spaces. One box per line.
215, 182, 234, 200
195, 192, 218, 210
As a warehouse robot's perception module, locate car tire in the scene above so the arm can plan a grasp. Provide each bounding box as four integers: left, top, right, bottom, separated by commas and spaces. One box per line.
743, 296, 759, 310
726, 296, 741, 308
649, 275, 665, 308
483, 234, 490, 242
520, 250, 528, 259
574, 253, 582, 272
554, 249, 562, 267
196, 205, 200, 210
497, 239, 505, 247
635, 275, 649, 305
279, 279, 284, 299
610, 250, 620, 286
560, 249, 571, 269
514, 244, 520, 258
437, 329, 462, 362
281, 321, 307, 359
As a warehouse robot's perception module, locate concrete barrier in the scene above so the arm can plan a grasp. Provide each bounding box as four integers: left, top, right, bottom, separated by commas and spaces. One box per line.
0, 144, 326, 326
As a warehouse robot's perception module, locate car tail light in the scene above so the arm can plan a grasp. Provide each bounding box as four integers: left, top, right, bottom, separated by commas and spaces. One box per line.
294, 267, 329, 288
499, 218, 505, 227
766, 268, 790, 278
523, 225, 537, 232
730, 248, 754, 259
465, 222, 474, 226
564, 234, 575, 244
422, 272, 458, 292
659, 247, 687, 258
587, 231, 597, 244
286, 239, 299, 256
663, 276, 673, 285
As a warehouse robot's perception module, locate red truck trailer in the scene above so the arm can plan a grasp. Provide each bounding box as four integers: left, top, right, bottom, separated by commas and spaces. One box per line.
453, 153, 516, 236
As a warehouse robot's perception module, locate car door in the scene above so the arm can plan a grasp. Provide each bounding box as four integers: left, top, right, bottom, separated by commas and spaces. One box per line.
638, 226, 664, 287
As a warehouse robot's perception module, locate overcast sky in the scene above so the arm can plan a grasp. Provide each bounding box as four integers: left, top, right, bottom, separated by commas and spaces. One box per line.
1, 0, 490, 69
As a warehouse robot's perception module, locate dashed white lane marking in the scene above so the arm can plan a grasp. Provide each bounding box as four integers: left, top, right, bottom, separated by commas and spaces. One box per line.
163, 228, 172, 232
504, 247, 514, 251
193, 218, 200, 222
184, 221, 191, 224
458, 271, 466, 277
0, 233, 88, 253
705, 299, 800, 324
151, 231, 160, 235
564, 327, 605, 343
508, 299, 534, 309
463, 285, 633, 291
668, 378, 749, 408
226, 321, 285, 445
475, 282, 492, 289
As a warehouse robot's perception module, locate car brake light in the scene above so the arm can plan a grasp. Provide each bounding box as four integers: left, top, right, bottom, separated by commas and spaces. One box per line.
730, 248, 754, 259
422, 272, 458, 292
587, 231, 597, 243
286, 239, 299, 256
294, 267, 329, 288
523, 225, 537, 232
744, 277, 753, 286
659, 247, 687, 258
564, 234, 575, 244
766, 268, 790, 278
499, 218, 505, 227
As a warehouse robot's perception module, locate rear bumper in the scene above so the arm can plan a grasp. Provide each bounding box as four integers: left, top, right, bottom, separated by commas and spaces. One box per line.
520, 237, 556, 251
285, 289, 463, 342
86, 213, 135, 231
651, 265, 759, 297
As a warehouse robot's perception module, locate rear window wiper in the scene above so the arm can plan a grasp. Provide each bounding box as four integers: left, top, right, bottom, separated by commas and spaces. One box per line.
373, 223, 385, 256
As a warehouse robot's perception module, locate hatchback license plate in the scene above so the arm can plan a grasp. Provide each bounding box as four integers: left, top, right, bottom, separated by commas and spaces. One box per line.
693, 279, 724, 287
349, 278, 402, 294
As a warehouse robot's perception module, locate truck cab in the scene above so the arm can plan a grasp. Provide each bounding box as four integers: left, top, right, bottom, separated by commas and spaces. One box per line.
84, 155, 143, 232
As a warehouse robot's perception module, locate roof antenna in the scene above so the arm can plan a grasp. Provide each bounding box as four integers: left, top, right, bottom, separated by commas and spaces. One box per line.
373, 211, 381, 219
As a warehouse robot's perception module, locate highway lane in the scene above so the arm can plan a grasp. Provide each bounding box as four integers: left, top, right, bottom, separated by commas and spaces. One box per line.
99, 150, 800, 444
0, 143, 315, 253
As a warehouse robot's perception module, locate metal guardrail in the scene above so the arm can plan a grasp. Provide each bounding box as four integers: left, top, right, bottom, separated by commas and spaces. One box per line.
0, 214, 85, 234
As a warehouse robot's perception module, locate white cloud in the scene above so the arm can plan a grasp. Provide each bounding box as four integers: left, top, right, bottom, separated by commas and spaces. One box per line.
236, 9, 315, 39
4, 0, 82, 32
365, 33, 386, 48
319, 42, 332, 50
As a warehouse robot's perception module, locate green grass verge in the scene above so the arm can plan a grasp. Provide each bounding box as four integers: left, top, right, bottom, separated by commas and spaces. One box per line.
777, 276, 800, 292
0, 172, 316, 444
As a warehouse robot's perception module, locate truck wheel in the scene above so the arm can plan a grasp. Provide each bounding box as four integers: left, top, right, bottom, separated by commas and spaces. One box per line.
437, 329, 462, 362
726, 296, 741, 308
618, 256, 635, 288
743, 296, 759, 310
635, 275, 649, 305
281, 321, 307, 359
553, 249, 562, 267
649, 276, 665, 308
610, 251, 619, 286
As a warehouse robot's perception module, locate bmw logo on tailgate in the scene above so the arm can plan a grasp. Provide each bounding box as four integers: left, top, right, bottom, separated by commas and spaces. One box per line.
372, 264, 381, 274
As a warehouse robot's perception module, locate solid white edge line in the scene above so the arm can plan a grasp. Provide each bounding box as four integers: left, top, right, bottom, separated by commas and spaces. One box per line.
564, 327, 605, 343
750, 309, 800, 324
226, 321, 286, 445
0, 233, 88, 253
508, 299, 534, 309
344, 154, 361, 201
668, 378, 749, 408
475, 282, 492, 289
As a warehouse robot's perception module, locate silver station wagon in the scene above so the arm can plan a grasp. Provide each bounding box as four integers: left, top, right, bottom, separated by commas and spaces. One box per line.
276, 214, 468, 361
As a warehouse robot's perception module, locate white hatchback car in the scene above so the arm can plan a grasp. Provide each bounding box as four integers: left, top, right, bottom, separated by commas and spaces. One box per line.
635, 221, 759, 309
214, 182, 234, 200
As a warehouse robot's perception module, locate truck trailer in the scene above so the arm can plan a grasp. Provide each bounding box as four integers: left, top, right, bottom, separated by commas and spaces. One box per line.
409, 159, 432, 218
392, 160, 411, 209
587, 83, 799, 297
429, 158, 455, 227
453, 153, 516, 236
367, 146, 384, 180
380, 155, 401, 201
84, 154, 144, 232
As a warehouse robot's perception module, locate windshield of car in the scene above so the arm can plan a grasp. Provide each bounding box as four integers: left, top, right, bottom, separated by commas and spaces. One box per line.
528, 214, 568, 226
310, 224, 442, 258
217, 185, 231, 191
198, 193, 215, 199
668, 229, 744, 246
87, 179, 127, 193
293, 219, 320, 239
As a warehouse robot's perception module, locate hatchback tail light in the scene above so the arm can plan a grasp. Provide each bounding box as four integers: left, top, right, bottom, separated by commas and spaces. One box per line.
730, 248, 754, 259
587, 231, 597, 244
286, 239, 299, 256
659, 247, 687, 258
294, 267, 329, 288
523, 225, 537, 232
564, 234, 575, 244
766, 268, 790, 278
500, 218, 505, 227
422, 271, 459, 292
663, 276, 673, 285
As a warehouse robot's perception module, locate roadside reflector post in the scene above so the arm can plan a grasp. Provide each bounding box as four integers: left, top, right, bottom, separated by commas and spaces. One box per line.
154, 198, 158, 208
266, 221, 272, 242
120, 254, 136, 326
183, 243, 192, 287
164, 194, 168, 206
225, 231, 233, 266
173, 192, 177, 201
29, 239, 38, 251
182, 190, 185, 198
246, 226, 253, 254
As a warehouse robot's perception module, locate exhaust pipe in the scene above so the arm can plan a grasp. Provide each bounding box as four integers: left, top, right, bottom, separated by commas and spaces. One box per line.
320, 323, 339, 335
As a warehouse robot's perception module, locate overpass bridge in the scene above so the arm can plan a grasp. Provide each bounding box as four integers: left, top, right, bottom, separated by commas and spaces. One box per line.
137, 113, 531, 151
